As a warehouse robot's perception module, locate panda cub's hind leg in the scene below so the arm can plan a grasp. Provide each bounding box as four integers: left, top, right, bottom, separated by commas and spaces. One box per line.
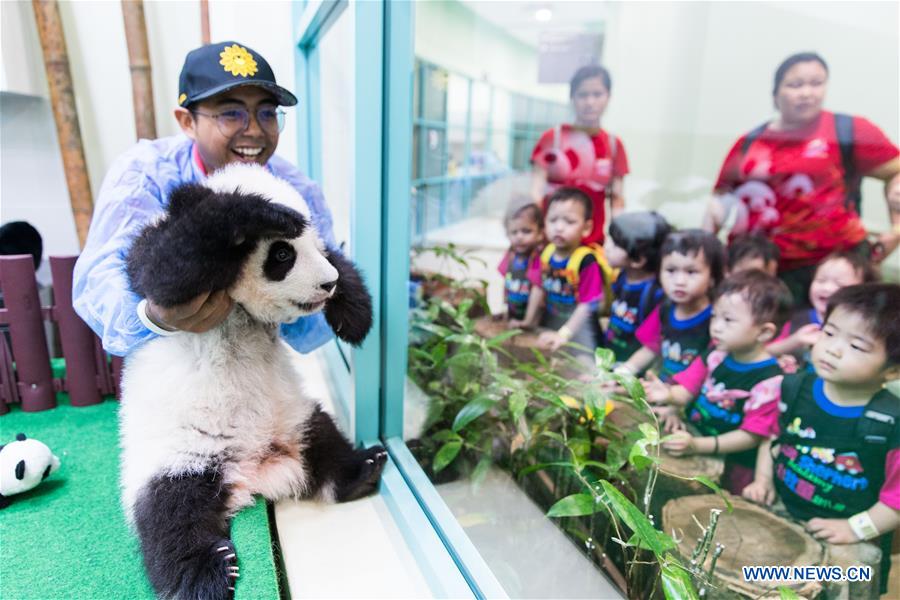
300, 406, 388, 502
133, 464, 240, 600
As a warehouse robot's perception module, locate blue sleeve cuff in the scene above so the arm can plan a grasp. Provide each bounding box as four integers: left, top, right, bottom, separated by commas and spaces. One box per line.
280, 313, 335, 353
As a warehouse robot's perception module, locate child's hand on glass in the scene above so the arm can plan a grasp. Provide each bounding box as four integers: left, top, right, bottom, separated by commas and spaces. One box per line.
538, 330, 566, 352
653, 405, 685, 433
641, 371, 671, 405
508, 318, 530, 330
742, 478, 776, 506
662, 430, 694, 456
805, 518, 858, 544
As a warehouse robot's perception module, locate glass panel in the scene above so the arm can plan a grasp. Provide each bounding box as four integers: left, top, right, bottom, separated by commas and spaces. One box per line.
403, 1, 900, 598
314, 2, 356, 436
317, 4, 354, 253
470, 81, 491, 131
446, 73, 470, 129
422, 126, 447, 179
422, 64, 448, 122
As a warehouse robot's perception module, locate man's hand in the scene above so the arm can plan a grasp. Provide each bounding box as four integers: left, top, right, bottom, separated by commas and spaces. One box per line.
742, 478, 776, 506
146, 290, 234, 333
806, 518, 858, 545
662, 430, 694, 456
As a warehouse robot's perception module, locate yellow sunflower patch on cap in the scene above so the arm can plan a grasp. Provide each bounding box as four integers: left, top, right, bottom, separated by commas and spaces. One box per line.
219, 44, 258, 78
178, 93, 187, 105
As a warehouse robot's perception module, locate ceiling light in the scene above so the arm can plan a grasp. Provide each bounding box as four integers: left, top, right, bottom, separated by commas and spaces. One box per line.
535, 8, 552, 22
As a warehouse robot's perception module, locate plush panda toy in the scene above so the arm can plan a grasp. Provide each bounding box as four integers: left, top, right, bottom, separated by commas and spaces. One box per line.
0, 433, 61, 508
122, 163, 385, 600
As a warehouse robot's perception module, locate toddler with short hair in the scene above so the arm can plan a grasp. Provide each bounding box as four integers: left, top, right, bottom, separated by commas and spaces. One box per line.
727, 233, 780, 276
650, 270, 793, 494
497, 202, 544, 328
768, 250, 879, 365
743, 283, 900, 593
602, 211, 671, 363
618, 229, 725, 382
535, 187, 605, 353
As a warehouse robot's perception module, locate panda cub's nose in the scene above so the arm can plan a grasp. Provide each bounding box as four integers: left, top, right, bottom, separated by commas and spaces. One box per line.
320, 280, 337, 294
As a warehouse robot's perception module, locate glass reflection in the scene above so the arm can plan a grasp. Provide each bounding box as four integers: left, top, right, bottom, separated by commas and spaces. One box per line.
404, 2, 899, 598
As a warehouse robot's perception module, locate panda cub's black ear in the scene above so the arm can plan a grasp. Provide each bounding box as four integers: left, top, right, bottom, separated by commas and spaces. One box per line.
323, 249, 373, 346
15, 433, 25, 441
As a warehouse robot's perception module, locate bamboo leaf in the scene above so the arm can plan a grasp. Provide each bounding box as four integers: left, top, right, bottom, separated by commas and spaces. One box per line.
688, 475, 733, 512
431, 429, 463, 443
547, 493, 598, 518
594, 347, 616, 371
539, 430, 566, 445
433, 440, 462, 473
509, 390, 528, 422
487, 328, 521, 347
432, 342, 448, 365
599, 481, 675, 555
638, 422, 659, 443
517, 461, 576, 477
612, 372, 649, 410
452, 395, 496, 432
661, 562, 700, 600
778, 587, 802, 600
471, 456, 492, 487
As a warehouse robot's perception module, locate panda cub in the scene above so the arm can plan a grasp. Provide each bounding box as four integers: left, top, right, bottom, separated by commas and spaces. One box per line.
121, 163, 386, 600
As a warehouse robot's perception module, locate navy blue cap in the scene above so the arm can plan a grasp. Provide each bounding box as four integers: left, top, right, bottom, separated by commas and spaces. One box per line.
177, 41, 298, 108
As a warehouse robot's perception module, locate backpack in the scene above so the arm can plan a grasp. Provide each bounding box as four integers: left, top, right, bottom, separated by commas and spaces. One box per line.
741, 113, 860, 214
780, 372, 899, 448
540, 243, 617, 315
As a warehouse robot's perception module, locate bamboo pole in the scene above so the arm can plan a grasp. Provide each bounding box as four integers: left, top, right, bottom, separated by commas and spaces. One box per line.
31, 0, 93, 249
121, 0, 157, 140
200, 0, 210, 45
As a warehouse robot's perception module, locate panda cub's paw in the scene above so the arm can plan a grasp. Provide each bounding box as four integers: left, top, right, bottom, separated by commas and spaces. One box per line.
336, 446, 388, 503
191, 538, 240, 600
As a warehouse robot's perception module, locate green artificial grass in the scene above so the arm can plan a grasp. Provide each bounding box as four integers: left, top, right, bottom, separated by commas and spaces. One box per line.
0, 379, 280, 600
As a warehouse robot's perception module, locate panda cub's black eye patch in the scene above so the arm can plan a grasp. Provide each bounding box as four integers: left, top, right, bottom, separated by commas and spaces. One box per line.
264, 241, 297, 281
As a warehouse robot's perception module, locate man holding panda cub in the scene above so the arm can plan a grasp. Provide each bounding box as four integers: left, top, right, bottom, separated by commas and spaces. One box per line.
74, 41, 336, 356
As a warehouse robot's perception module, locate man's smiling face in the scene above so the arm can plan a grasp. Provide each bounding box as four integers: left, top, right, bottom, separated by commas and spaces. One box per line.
177, 86, 280, 173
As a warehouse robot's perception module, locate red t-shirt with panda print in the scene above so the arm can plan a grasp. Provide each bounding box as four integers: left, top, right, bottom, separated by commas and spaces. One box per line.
531, 125, 630, 245
714, 110, 899, 270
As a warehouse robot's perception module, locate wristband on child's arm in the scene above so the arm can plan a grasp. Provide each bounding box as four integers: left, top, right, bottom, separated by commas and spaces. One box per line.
137, 299, 180, 337
558, 325, 573, 342
848, 511, 879, 541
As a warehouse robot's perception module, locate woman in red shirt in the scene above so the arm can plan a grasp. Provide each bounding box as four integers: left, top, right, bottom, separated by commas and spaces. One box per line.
704, 52, 900, 304
530, 65, 629, 245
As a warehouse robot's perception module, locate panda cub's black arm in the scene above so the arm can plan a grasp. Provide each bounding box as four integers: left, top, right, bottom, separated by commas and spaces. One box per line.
323, 249, 373, 346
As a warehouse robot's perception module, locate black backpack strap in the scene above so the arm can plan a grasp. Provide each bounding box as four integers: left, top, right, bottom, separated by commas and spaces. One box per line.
779, 372, 811, 430
741, 122, 769, 156
858, 390, 900, 446
637, 280, 660, 324
834, 113, 861, 214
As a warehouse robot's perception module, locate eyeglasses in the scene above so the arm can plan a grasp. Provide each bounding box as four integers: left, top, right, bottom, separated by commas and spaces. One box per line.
192, 107, 286, 137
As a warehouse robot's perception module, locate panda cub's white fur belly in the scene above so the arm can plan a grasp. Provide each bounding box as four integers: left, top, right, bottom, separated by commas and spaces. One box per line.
119, 312, 316, 522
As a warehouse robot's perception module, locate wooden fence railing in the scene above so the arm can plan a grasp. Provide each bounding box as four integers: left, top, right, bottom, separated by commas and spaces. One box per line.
0, 254, 121, 414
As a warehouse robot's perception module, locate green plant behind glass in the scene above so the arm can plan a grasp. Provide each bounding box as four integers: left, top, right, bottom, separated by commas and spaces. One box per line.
407, 243, 732, 600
